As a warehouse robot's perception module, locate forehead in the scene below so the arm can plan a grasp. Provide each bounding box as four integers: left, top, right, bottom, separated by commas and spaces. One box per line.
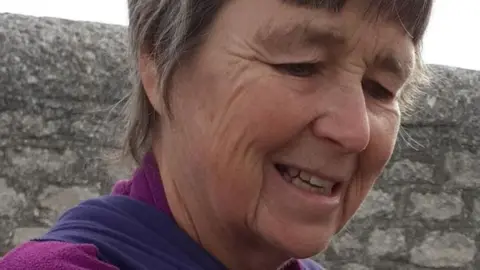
283, 0, 431, 44
246, 0, 416, 80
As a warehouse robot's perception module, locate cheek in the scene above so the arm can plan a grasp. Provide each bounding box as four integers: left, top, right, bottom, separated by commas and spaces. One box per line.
343, 112, 399, 221
366, 112, 400, 170
193, 72, 315, 218
211, 72, 313, 154
207, 77, 307, 177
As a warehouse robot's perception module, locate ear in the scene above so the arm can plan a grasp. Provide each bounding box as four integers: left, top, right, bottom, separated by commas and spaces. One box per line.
138, 55, 163, 114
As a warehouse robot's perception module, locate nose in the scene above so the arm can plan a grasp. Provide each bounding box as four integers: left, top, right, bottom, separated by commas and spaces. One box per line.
311, 84, 370, 153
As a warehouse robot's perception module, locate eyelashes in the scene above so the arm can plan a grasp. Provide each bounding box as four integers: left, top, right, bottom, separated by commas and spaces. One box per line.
361, 79, 395, 101
272, 62, 322, 78
271, 62, 395, 101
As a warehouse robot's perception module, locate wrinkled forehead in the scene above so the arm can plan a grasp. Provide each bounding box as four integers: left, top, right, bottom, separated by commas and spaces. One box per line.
283, 0, 432, 44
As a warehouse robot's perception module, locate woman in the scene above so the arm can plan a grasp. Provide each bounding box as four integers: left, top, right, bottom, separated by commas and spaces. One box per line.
1, 0, 433, 269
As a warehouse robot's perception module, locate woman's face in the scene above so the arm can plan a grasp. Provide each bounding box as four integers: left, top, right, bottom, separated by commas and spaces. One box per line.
153, 0, 415, 260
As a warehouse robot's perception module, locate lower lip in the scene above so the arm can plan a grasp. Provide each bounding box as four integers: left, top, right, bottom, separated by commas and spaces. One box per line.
273, 165, 342, 212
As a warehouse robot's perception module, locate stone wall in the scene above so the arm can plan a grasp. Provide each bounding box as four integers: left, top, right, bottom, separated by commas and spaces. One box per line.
0, 13, 478, 270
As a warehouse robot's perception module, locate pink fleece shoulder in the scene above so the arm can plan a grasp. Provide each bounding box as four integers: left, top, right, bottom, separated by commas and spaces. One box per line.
0, 241, 118, 270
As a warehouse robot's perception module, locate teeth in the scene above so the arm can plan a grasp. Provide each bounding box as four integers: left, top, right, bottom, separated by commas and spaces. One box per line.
278, 165, 335, 196
292, 178, 309, 191
299, 170, 311, 182
309, 176, 333, 194
287, 167, 300, 178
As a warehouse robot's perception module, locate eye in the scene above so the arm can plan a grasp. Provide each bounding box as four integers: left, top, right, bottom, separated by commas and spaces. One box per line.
272, 63, 320, 78
362, 79, 394, 101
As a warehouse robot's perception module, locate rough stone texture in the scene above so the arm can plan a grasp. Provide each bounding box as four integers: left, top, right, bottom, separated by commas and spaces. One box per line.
367, 228, 406, 257
12, 227, 49, 246
409, 192, 464, 221
410, 232, 477, 268
474, 199, 480, 222
341, 264, 371, 270
354, 189, 395, 219
444, 151, 480, 188
383, 159, 435, 184
0, 178, 26, 217
0, 13, 131, 256
331, 232, 363, 256
38, 186, 100, 225
1, 13, 479, 269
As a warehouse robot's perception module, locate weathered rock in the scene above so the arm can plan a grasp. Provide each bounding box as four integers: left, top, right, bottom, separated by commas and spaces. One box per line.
0, 178, 26, 217
383, 159, 434, 184
341, 263, 371, 270
331, 232, 363, 256
445, 151, 480, 188
473, 199, 480, 222
12, 227, 49, 246
1, 13, 480, 269
368, 228, 406, 257
8, 148, 78, 175
0, 12, 132, 257
0, 219, 15, 255
354, 189, 395, 219
38, 186, 100, 224
410, 232, 476, 268
409, 192, 464, 221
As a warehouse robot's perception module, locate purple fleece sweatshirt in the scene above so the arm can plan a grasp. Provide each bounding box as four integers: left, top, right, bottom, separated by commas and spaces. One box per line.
0, 153, 324, 270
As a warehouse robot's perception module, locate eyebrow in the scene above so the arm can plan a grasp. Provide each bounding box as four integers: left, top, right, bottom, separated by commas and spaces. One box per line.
374, 52, 413, 82
253, 21, 347, 54
281, 0, 345, 11
255, 14, 412, 82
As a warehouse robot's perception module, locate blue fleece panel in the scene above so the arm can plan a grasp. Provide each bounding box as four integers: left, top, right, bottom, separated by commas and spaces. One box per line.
36, 195, 227, 270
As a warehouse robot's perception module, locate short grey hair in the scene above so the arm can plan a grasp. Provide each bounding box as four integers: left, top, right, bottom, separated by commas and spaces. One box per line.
123, 0, 433, 163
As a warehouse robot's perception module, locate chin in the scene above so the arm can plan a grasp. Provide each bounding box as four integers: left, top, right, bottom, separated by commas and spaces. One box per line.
289, 231, 333, 258
259, 221, 336, 259
288, 241, 331, 259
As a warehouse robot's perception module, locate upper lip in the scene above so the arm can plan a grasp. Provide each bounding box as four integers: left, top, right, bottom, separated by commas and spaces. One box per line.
277, 162, 348, 184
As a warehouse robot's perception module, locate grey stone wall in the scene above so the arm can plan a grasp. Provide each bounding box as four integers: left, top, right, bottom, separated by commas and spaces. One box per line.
0, 13, 478, 270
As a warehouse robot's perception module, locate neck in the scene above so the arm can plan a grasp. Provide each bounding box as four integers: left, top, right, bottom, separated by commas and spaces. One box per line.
151, 134, 295, 270
198, 225, 291, 270
157, 162, 291, 270
172, 201, 291, 270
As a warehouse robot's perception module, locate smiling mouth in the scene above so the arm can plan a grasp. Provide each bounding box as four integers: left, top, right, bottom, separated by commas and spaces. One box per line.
274, 164, 340, 197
